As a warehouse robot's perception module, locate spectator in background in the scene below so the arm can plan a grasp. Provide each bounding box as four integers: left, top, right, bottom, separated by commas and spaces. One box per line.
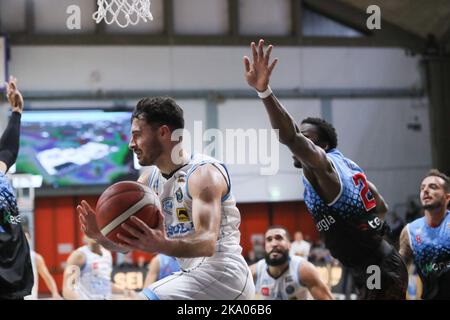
245, 250, 258, 265
405, 200, 421, 223
289, 231, 311, 258
309, 239, 334, 265
119, 251, 135, 268
387, 212, 404, 249
136, 256, 148, 269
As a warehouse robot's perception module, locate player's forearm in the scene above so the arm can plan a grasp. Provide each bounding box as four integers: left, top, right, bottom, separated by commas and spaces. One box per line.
97, 236, 129, 254
399, 227, 413, 265
261, 95, 300, 146
311, 284, 334, 300
165, 232, 216, 258
0, 112, 21, 170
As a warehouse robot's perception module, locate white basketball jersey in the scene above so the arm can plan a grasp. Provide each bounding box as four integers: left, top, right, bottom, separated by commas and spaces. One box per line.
77, 246, 113, 300
146, 154, 243, 271
255, 256, 309, 300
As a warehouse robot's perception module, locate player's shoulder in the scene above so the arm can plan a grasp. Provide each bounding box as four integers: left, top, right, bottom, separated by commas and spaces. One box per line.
407, 217, 427, 234
67, 247, 87, 266
188, 154, 226, 170
138, 166, 160, 185
328, 149, 364, 172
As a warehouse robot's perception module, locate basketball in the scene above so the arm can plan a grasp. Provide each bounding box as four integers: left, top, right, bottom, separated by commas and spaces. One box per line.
95, 181, 161, 243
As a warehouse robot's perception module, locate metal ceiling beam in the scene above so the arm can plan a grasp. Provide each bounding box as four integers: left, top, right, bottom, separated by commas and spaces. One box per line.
9, 33, 422, 47
303, 0, 426, 53
4, 88, 424, 103
7, 0, 427, 51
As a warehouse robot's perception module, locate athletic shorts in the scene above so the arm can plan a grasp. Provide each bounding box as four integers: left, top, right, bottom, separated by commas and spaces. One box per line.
141, 254, 255, 300
351, 240, 408, 300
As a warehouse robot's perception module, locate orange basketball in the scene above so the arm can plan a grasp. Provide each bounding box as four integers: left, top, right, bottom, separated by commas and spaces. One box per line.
95, 181, 161, 244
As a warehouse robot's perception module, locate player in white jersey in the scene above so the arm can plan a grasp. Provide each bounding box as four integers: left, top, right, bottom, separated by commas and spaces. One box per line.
250, 226, 333, 300
78, 97, 254, 300
62, 236, 127, 299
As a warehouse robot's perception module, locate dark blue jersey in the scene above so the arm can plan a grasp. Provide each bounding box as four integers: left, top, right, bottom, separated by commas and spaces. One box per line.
303, 149, 386, 268
407, 211, 450, 299
0, 173, 33, 298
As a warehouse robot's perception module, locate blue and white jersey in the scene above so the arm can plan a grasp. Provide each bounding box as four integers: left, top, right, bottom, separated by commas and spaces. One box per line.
407, 211, 450, 299
254, 256, 308, 300
77, 246, 113, 300
157, 254, 180, 281
302, 149, 384, 267
146, 154, 243, 271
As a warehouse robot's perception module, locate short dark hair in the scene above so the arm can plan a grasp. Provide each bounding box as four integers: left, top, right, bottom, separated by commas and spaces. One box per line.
301, 117, 338, 150
425, 169, 450, 192
266, 225, 291, 241
132, 97, 184, 132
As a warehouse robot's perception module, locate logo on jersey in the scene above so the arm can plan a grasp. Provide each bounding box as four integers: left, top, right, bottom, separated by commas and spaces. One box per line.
285, 285, 295, 295
3, 211, 22, 225
316, 215, 336, 232
367, 216, 382, 229
162, 198, 174, 215
261, 287, 270, 296
284, 276, 293, 283
415, 234, 422, 245
177, 176, 185, 184
176, 208, 190, 222
423, 261, 450, 275
166, 221, 194, 237
175, 187, 183, 203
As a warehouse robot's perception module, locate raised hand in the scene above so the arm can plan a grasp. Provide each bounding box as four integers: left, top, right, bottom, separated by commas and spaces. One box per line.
78, 200, 104, 241
5, 76, 24, 113
78, 200, 130, 253
244, 39, 278, 92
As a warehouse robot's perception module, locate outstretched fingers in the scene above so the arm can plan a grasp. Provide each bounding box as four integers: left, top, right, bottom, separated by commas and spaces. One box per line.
251, 41, 258, 63
121, 222, 144, 238
268, 58, 279, 74
264, 45, 273, 65
7, 76, 17, 92
243, 56, 251, 73
258, 39, 265, 61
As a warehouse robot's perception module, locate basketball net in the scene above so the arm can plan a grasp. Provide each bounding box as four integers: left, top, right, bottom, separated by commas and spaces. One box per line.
93, 0, 153, 28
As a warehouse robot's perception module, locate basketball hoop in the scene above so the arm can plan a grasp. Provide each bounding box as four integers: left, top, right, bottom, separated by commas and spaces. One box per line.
93, 0, 153, 28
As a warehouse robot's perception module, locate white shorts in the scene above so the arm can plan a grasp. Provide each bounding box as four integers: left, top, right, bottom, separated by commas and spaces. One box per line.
141, 254, 255, 300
